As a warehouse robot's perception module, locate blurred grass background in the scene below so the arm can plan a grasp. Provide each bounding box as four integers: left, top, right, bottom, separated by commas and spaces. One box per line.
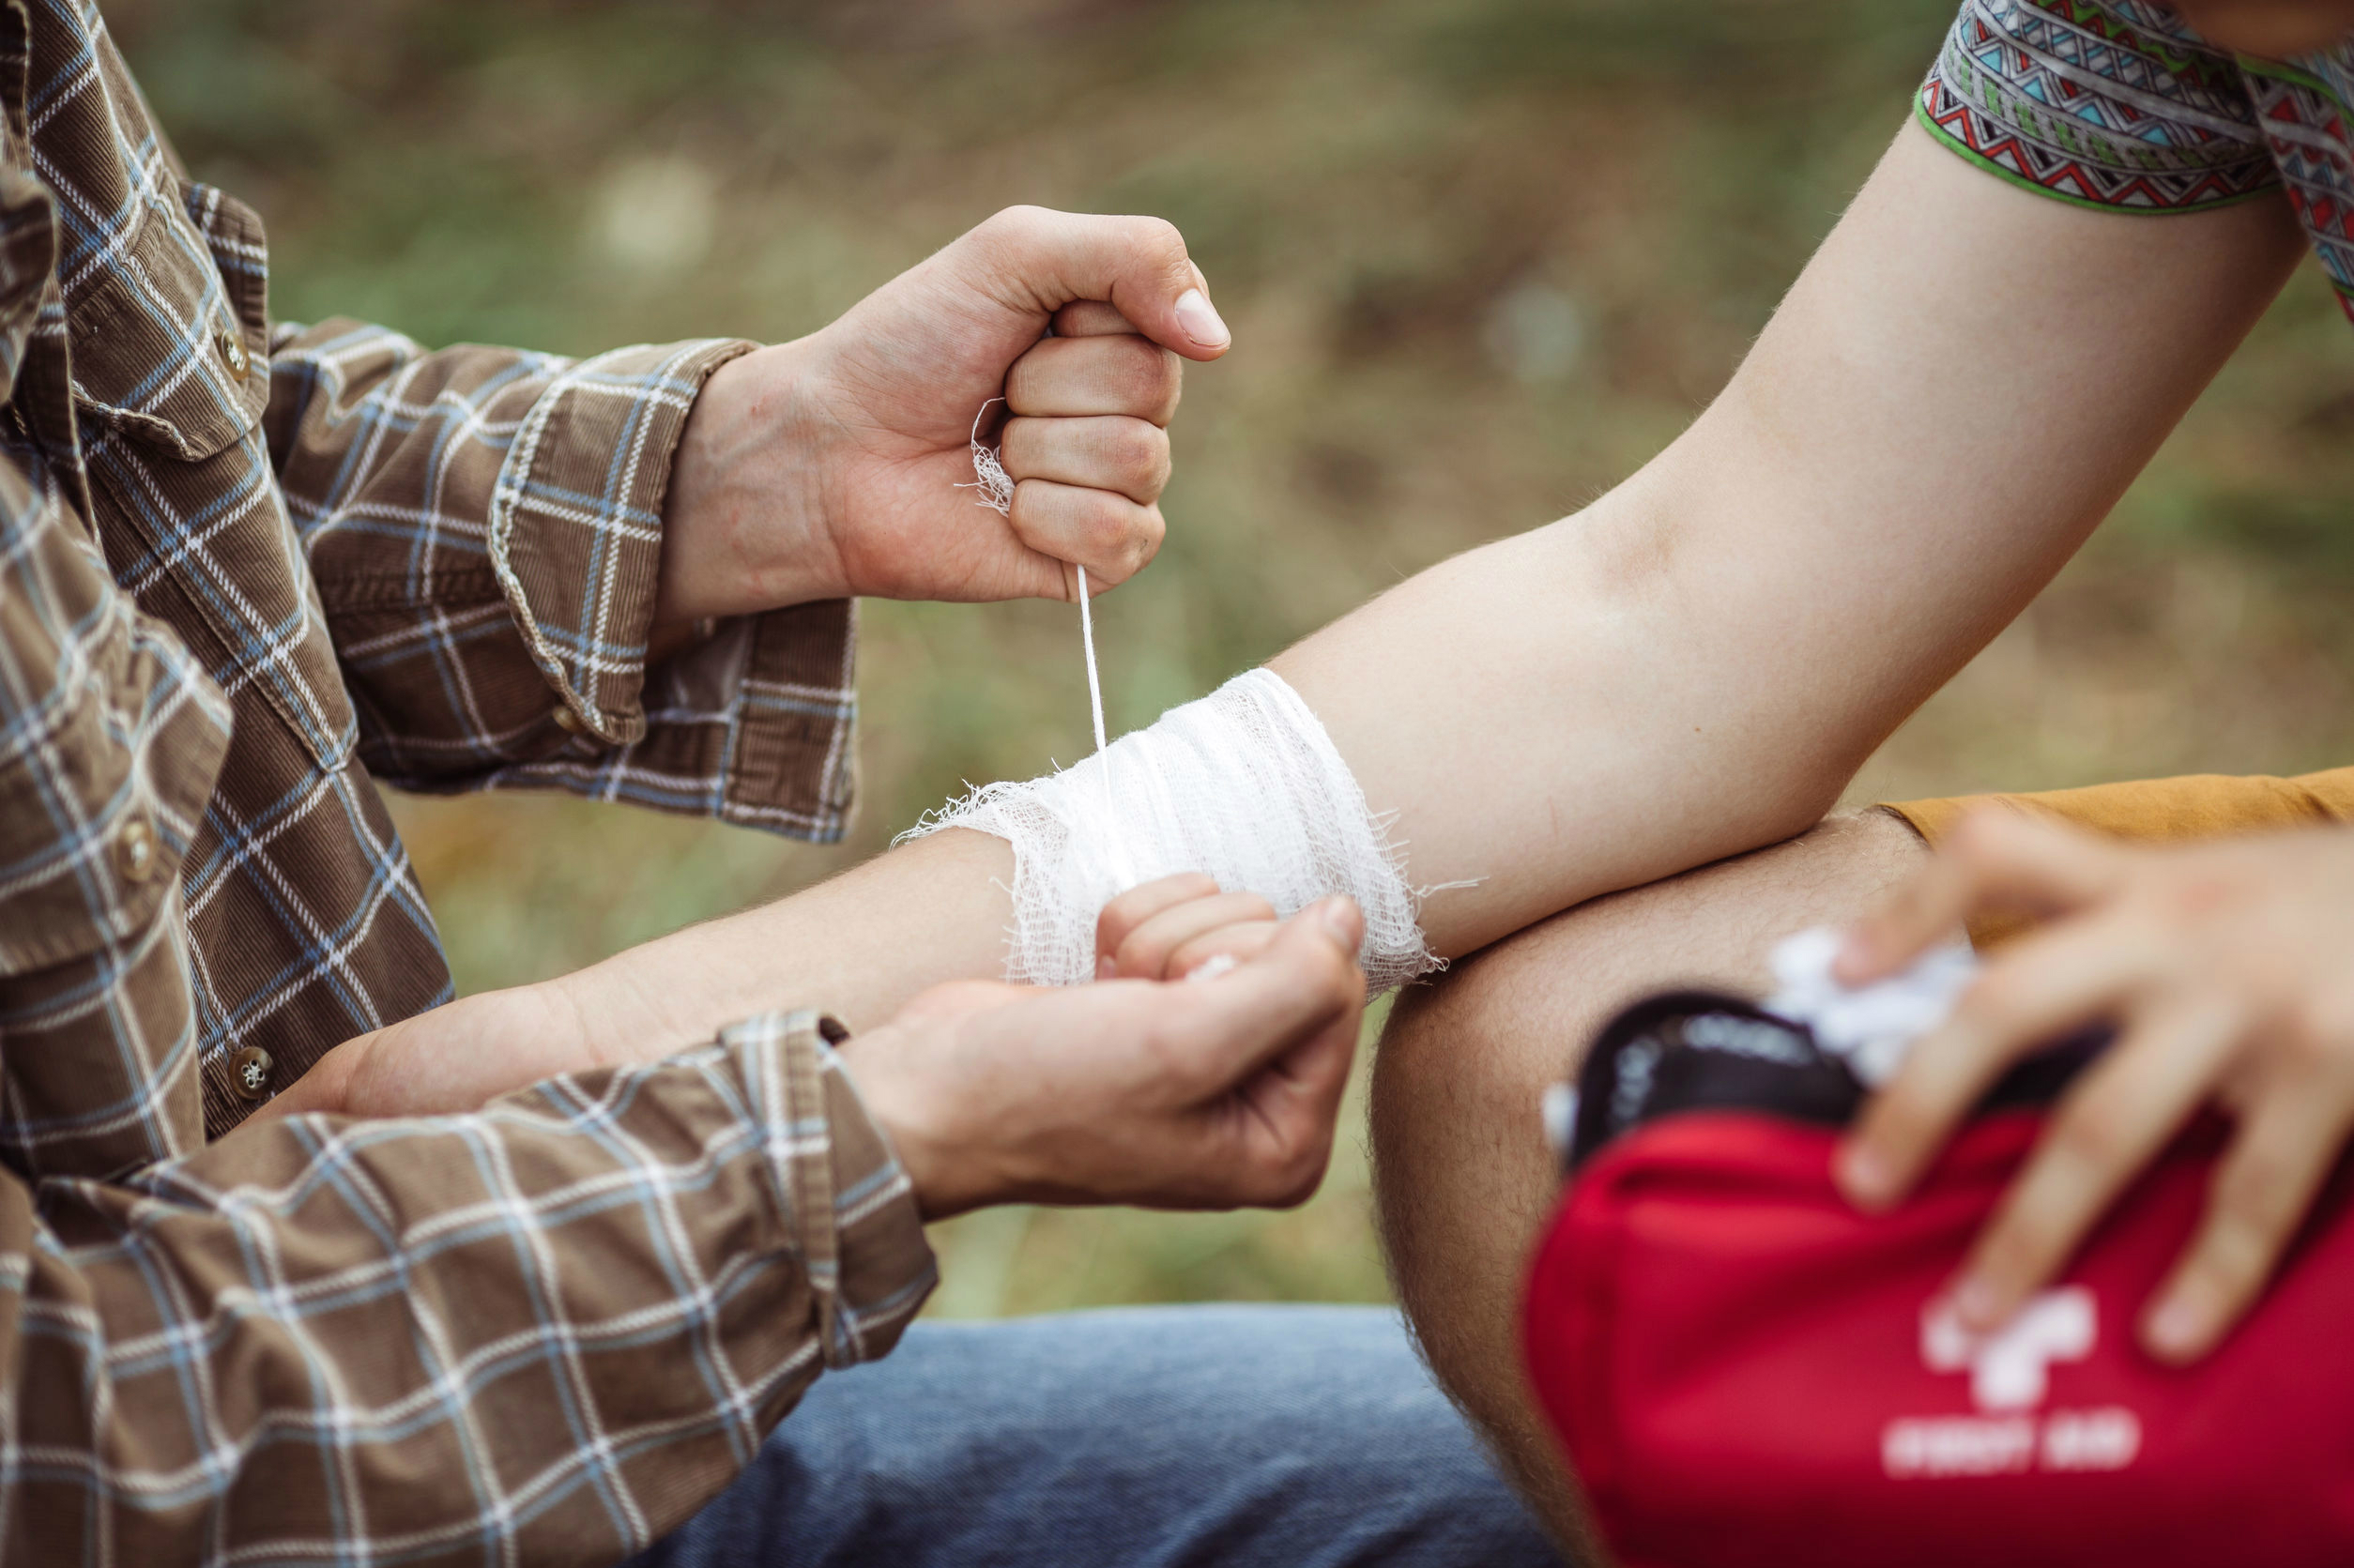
116, 0, 2354, 1317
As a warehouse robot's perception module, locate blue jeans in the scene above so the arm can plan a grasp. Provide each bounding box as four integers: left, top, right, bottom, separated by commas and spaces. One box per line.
628, 1304, 1565, 1567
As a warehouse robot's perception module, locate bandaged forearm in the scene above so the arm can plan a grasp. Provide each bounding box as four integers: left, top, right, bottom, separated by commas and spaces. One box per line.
900, 668, 1440, 990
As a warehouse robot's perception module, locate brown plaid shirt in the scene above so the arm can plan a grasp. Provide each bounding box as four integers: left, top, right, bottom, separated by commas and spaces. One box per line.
0, 1, 933, 1561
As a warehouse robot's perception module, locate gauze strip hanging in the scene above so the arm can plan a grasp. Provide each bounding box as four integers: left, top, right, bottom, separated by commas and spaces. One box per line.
899, 667, 1440, 991
960, 396, 1110, 754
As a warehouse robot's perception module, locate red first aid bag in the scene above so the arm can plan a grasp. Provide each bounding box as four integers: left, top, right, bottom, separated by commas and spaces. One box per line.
1520, 993, 2354, 1568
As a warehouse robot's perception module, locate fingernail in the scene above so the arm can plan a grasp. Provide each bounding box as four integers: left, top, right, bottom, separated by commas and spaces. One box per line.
1952, 1276, 2002, 1331
1096, 953, 1117, 982
2145, 1296, 2203, 1362
1186, 951, 1240, 984
1173, 287, 1229, 348
1316, 896, 1363, 955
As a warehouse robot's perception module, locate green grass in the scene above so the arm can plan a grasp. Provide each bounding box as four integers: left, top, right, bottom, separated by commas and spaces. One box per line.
119, 0, 2354, 1313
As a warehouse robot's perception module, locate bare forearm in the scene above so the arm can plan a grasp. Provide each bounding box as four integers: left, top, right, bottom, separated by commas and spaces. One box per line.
313, 126, 2303, 1110
563, 829, 1015, 1054
551, 127, 2302, 1052
271, 831, 1017, 1120
1276, 122, 2301, 954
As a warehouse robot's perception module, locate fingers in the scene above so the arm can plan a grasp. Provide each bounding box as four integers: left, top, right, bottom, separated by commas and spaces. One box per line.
1001, 415, 1171, 506
1093, 874, 1285, 982
1827, 819, 2354, 1359
967, 206, 1230, 358
942, 897, 1362, 1216
1944, 996, 2241, 1331
999, 319, 1179, 592
2144, 1074, 2352, 1362
1839, 917, 2155, 1210
1228, 990, 1362, 1207
1836, 808, 2128, 985
1108, 890, 1278, 982
1006, 480, 1164, 590
250, 1035, 364, 1120
1168, 921, 1277, 980
989, 252, 1184, 599
1166, 897, 1368, 1086
1005, 333, 1183, 425
1204, 901, 1368, 1205
1097, 874, 1222, 968
1051, 299, 1141, 338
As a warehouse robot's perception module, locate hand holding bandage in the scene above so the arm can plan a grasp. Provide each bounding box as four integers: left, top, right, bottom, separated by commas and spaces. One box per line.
656, 206, 1230, 630
842, 889, 1368, 1218
1834, 811, 2354, 1363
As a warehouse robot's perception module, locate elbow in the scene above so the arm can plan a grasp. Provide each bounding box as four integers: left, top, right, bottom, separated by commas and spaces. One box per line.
1729, 736, 1880, 866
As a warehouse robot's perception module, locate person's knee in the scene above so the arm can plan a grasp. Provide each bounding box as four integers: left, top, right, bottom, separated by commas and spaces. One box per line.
1369, 896, 1625, 1551
1371, 942, 1564, 1378
1376, 811, 1929, 1288
1370, 810, 1930, 1543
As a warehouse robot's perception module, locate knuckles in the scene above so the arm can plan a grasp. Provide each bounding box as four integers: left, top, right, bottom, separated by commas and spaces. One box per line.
1113, 929, 1174, 980
1005, 487, 1163, 582
969, 203, 1058, 253
1085, 499, 1165, 583
1139, 347, 1185, 423
1095, 338, 1183, 422
1115, 214, 1195, 294
1124, 213, 1188, 265
1006, 336, 1182, 423
999, 418, 1171, 502
1105, 419, 1173, 496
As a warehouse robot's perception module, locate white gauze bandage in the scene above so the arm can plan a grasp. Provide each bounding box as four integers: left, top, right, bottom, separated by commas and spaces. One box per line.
899, 667, 1439, 991
1765, 924, 1978, 1086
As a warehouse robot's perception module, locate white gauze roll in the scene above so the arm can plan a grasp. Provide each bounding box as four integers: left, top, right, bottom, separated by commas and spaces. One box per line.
898, 667, 1439, 991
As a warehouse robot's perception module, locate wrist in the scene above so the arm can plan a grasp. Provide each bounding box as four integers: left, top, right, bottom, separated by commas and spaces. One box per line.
655, 339, 845, 631
836, 1026, 996, 1221
543, 954, 703, 1074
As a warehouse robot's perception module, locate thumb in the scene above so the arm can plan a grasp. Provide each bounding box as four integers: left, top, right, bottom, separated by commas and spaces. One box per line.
964, 206, 1231, 360
1169, 897, 1367, 1088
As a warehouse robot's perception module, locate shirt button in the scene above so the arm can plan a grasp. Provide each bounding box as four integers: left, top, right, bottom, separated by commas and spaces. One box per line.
217, 326, 251, 381
552, 705, 588, 736
115, 816, 159, 884
231, 1045, 275, 1100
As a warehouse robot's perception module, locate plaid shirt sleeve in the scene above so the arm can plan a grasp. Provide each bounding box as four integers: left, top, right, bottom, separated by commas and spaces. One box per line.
5, 1011, 936, 1565
265, 323, 861, 841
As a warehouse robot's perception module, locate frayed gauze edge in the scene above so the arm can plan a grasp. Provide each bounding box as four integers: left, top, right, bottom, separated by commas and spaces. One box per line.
895, 667, 1441, 991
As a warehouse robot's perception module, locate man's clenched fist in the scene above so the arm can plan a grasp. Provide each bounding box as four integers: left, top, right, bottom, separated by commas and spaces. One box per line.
655, 206, 1228, 630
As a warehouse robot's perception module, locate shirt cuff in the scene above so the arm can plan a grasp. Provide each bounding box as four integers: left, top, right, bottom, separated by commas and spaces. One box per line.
486, 335, 756, 747
486, 338, 862, 842
726, 1009, 937, 1372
